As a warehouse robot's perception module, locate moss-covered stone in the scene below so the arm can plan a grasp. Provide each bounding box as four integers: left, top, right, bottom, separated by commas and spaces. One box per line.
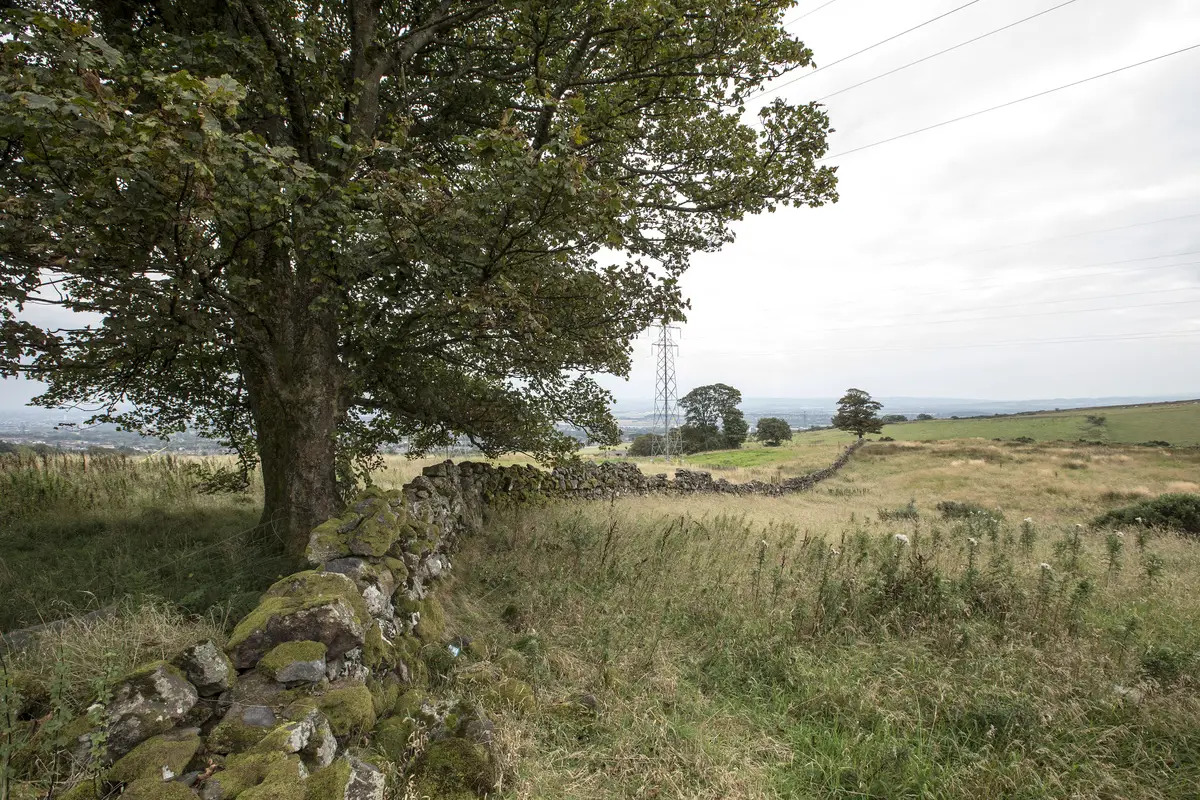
395, 596, 445, 644
106, 661, 199, 759
208, 706, 280, 754
119, 777, 200, 800
205, 751, 306, 800
302, 758, 352, 800
316, 683, 376, 738
259, 641, 328, 684
106, 728, 202, 783
493, 679, 535, 712
306, 515, 356, 565
495, 649, 527, 675
368, 673, 401, 718
56, 781, 102, 800
393, 636, 428, 687
411, 737, 497, 798
347, 498, 400, 557
372, 715, 415, 758
226, 572, 369, 669
381, 557, 408, 583
361, 623, 391, 671
392, 689, 427, 721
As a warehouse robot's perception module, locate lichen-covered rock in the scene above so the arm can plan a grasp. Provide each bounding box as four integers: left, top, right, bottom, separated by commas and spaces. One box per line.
175, 641, 235, 697
106, 727, 202, 783
105, 662, 199, 759
411, 737, 498, 799
239, 705, 337, 771
199, 750, 306, 800
303, 756, 383, 800
259, 641, 328, 685
306, 514, 357, 567
345, 498, 402, 558
208, 702, 280, 755
121, 777, 200, 799
316, 681, 376, 738
226, 572, 369, 669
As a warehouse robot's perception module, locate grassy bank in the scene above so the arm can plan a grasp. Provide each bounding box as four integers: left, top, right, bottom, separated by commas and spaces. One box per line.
439, 441, 1200, 798
0, 451, 290, 631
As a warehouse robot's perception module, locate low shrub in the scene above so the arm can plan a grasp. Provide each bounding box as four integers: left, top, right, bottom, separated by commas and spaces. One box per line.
1140, 440, 1172, 448
937, 501, 1003, 522
1093, 493, 1200, 535
878, 500, 918, 522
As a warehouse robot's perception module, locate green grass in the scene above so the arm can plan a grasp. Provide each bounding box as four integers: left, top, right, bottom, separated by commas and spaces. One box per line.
0, 451, 293, 632
874, 400, 1200, 446
438, 441, 1200, 799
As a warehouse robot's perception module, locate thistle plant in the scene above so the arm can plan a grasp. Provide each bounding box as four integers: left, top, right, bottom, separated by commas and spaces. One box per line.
1142, 553, 1165, 587
1105, 532, 1125, 578
1019, 518, 1037, 554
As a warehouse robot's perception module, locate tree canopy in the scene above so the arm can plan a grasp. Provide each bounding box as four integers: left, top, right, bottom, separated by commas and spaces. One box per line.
832, 388, 883, 439
0, 0, 837, 551
679, 383, 747, 453
755, 416, 791, 446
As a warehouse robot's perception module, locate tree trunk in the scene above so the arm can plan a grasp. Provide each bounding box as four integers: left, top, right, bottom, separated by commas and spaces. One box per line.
239, 307, 343, 559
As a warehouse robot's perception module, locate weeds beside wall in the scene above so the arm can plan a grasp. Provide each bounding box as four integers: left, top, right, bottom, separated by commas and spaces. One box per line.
0, 445, 863, 800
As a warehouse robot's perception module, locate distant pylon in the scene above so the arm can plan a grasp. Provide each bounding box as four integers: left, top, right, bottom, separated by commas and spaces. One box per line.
650, 323, 681, 461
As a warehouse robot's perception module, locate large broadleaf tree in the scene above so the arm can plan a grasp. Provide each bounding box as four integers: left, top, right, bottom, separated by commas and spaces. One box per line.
0, 0, 837, 553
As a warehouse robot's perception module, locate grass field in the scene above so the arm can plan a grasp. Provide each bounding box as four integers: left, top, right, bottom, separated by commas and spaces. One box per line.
441, 439, 1200, 798
877, 400, 1200, 446
3, 410, 1200, 798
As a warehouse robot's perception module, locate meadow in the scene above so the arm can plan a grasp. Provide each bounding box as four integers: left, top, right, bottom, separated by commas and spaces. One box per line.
440, 439, 1200, 798
2, 416, 1199, 798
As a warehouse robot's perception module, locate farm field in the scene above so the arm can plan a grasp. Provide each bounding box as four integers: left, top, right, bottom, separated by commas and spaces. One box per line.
876, 400, 1200, 446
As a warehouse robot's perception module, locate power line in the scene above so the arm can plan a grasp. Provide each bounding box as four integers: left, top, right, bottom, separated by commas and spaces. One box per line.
810, 253, 1200, 314
755, 0, 988, 100
699, 329, 1200, 356
813, 297, 1200, 334
823, 43, 1200, 159
873, 212, 1200, 269
783, 0, 844, 27
898, 251, 1200, 299
816, 0, 1081, 102
847, 280, 1200, 323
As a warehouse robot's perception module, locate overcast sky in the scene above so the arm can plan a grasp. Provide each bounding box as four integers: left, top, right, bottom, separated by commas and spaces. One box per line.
3, 0, 1200, 410
604, 0, 1200, 403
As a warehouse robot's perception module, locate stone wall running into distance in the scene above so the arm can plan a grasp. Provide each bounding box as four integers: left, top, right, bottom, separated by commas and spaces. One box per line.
55, 441, 863, 800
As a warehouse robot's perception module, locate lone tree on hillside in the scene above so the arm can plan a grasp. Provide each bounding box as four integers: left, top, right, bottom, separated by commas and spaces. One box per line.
0, 2, 837, 554
832, 388, 883, 439
916, 413, 935, 421
679, 383, 747, 453
756, 417, 792, 446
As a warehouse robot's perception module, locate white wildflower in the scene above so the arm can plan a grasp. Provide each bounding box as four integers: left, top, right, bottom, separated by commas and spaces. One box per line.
1115, 531, 1125, 538
1023, 517, 1033, 524
967, 537, 979, 547
894, 533, 910, 545
830, 546, 841, 556
1039, 562, 1053, 571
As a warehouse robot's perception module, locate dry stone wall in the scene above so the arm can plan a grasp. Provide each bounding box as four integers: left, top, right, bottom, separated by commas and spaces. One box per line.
56, 441, 862, 800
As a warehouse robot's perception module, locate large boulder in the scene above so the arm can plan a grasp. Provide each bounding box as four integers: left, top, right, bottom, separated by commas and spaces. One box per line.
104, 662, 199, 759
226, 572, 369, 669
304, 756, 385, 800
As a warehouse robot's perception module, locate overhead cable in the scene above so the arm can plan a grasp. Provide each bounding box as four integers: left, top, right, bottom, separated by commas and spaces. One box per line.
822, 43, 1200, 159
816, 0, 1081, 102
754, 0, 988, 99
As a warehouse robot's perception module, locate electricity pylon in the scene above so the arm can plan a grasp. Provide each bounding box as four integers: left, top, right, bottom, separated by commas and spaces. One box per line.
650, 323, 681, 461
